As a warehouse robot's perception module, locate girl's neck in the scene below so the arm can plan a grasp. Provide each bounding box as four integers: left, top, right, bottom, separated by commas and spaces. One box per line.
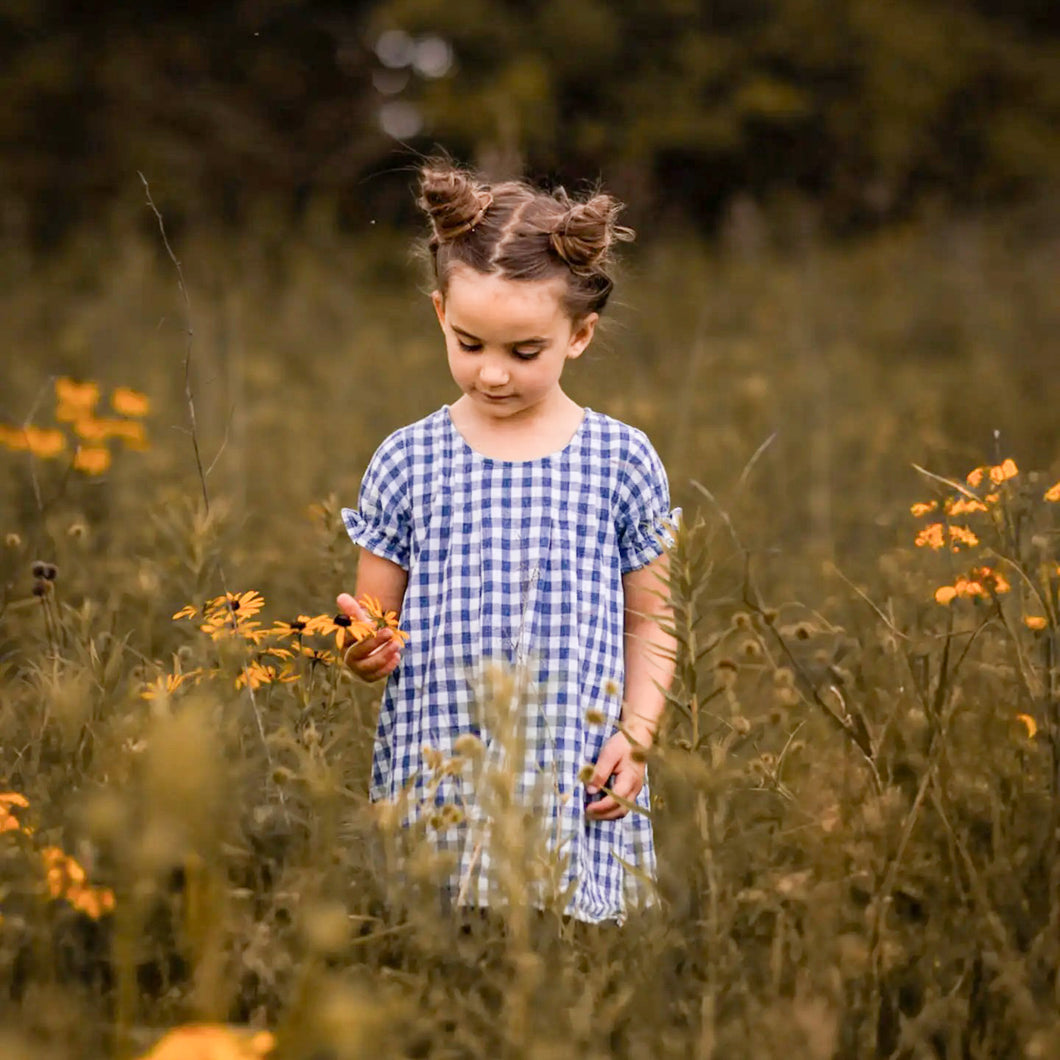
448, 391, 585, 461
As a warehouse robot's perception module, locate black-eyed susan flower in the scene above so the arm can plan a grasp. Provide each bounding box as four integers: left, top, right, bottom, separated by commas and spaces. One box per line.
108, 418, 149, 450
270, 614, 332, 639
136, 1023, 276, 1060
946, 497, 988, 516
199, 592, 269, 642
73, 446, 111, 475
111, 386, 151, 417
934, 567, 1011, 605
67, 885, 116, 919
1024, 616, 1048, 631
948, 525, 979, 550
321, 612, 374, 652
23, 426, 66, 459
141, 669, 202, 700
300, 645, 337, 667
55, 378, 100, 421
359, 594, 410, 643
172, 604, 199, 621
909, 501, 937, 517
915, 523, 946, 550
989, 458, 1019, 484
1045, 482, 1060, 503
235, 661, 277, 691
0, 424, 30, 451
207, 591, 265, 620
1, 791, 30, 835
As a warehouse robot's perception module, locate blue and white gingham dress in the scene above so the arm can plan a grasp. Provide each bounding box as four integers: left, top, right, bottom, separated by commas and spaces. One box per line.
342, 405, 676, 923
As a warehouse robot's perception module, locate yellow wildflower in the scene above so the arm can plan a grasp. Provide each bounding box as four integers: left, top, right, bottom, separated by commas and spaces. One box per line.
199, 592, 268, 641
1016, 713, 1038, 738
141, 670, 202, 700
23, 426, 66, 459
915, 524, 946, 550
1045, 482, 1060, 503
137, 1024, 276, 1060
207, 591, 265, 620
948, 525, 979, 550
111, 386, 151, 417
973, 566, 1010, 594
41, 845, 87, 897
988, 458, 1018, 484
966, 467, 985, 488
360, 594, 411, 643
55, 378, 100, 421
73, 446, 111, 475
0, 424, 30, 451
73, 416, 146, 443
1024, 616, 1048, 631
947, 497, 988, 516
300, 646, 337, 667
172, 604, 198, 620
1, 792, 30, 834
934, 586, 958, 605
108, 418, 149, 449
909, 501, 937, 517
67, 885, 116, 919
269, 614, 333, 639
326, 612, 374, 651
235, 661, 276, 691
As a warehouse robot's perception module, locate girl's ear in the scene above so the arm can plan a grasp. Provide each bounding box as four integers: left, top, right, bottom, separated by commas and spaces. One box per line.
431, 290, 446, 329
566, 312, 599, 360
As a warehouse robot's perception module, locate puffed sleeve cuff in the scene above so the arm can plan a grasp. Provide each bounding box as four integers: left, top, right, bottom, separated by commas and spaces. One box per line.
341, 506, 411, 570
616, 429, 679, 574
340, 430, 412, 570
619, 506, 681, 574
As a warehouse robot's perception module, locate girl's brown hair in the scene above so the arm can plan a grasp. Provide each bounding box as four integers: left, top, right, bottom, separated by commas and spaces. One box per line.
416, 161, 634, 319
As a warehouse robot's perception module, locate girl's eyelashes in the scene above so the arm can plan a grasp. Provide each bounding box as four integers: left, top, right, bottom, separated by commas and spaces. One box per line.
455, 338, 542, 360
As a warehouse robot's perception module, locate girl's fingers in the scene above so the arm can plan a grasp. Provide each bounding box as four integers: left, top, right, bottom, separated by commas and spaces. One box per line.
336, 592, 368, 621
586, 770, 643, 819
344, 633, 403, 681
343, 628, 392, 660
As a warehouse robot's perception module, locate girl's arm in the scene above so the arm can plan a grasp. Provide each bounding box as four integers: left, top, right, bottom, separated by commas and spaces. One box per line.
336, 550, 409, 682
619, 552, 674, 744
586, 552, 675, 819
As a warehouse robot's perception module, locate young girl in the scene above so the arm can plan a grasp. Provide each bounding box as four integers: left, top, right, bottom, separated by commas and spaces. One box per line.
337, 162, 677, 924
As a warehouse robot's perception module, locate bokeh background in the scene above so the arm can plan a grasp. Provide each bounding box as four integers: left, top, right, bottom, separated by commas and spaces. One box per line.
3, 0, 1058, 596
3, 4, 1060, 1057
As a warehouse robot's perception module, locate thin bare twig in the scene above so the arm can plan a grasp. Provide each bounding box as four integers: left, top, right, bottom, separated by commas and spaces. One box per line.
139, 174, 278, 787
138, 172, 209, 512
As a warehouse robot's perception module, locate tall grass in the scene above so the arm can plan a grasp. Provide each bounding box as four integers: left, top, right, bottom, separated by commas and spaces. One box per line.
1, 202, 1059, 1057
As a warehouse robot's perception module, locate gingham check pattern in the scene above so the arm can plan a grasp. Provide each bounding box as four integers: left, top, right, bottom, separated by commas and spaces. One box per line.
342, 406, 675, 923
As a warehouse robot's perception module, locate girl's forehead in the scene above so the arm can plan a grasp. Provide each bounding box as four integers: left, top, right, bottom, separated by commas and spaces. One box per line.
443, 267, 569, 332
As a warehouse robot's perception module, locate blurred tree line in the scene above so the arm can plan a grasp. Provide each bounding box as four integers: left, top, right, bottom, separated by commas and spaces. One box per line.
2, 0, 1058, 246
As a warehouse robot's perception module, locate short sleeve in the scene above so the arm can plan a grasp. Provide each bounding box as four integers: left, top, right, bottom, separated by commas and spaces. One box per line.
341, 431, 412, 570
615, 431, 679, 574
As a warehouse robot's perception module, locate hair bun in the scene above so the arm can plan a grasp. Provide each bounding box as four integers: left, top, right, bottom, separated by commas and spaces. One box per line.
417, 164, 493, 241
549, 193, 634, 271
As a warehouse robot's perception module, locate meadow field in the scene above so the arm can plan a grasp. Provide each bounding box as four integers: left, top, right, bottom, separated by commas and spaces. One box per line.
2, 201, 1060, 1058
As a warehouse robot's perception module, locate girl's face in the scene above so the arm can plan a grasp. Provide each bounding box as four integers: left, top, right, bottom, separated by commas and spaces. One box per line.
432, 265, 598, 422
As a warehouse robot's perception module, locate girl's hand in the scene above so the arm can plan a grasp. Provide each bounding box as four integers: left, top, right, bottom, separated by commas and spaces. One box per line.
336, 592, 404, 682
584, 726, 651, 821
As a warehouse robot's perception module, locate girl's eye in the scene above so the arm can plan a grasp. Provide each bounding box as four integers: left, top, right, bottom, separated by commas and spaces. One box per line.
457, 340, 482, 352
512, 349, 541, 361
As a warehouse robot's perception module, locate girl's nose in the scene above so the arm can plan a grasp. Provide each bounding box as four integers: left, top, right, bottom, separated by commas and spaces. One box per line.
478, 360, 509, 387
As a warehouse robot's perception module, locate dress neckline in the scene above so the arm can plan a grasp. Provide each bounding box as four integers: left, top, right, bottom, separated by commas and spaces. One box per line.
442, 404, 591, 465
